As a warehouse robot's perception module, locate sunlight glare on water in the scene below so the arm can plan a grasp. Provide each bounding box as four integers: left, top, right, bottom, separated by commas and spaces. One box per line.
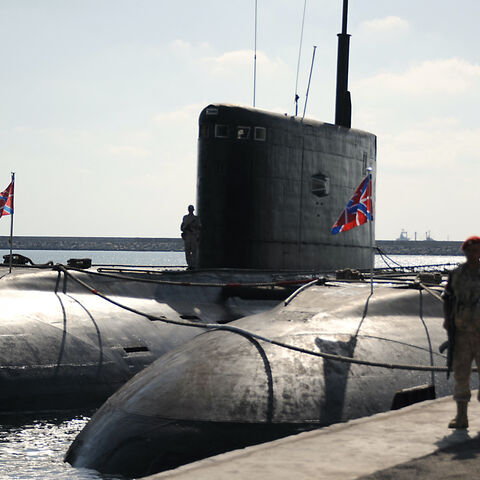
0, 415, 124, 480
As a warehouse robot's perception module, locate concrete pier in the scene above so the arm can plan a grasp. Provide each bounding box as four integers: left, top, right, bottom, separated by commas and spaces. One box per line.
144, 393, 480, 480
0, 236, 464, 256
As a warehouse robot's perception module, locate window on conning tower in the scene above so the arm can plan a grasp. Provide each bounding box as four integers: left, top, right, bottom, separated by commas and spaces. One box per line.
236, 126, 250, 139
254, 127, 266, 141
199, 124, 209, 138
215, 124, 229, 138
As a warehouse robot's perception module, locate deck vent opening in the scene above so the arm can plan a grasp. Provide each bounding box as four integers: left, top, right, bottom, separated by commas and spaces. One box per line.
391, 384, 435, 410
123, 346, 149, 354
180, 315, 201, 320
311, 173, 330, 198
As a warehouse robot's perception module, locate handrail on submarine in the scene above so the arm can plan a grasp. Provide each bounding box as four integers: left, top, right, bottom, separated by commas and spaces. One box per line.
51, 264, 472, 374
57, 256, 458, 289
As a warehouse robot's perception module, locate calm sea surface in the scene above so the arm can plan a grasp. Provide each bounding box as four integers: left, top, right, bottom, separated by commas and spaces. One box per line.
0, 251, 464, 479
0, 250, 187, 268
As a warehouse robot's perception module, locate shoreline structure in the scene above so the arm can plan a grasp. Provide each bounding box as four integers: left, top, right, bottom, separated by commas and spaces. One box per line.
0, 236, 463, 256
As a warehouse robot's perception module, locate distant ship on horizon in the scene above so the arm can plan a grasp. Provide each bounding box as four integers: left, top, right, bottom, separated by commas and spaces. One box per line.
395, 230, 436, 242
396, 229, 410, 241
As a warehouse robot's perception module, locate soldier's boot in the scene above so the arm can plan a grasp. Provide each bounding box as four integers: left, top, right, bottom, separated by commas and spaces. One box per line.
448, 401, 469, 429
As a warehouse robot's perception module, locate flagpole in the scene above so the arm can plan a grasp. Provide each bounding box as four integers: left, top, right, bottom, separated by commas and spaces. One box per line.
368, 169, 373, 294
330, 171, 374, 290
8, 172, 15, 274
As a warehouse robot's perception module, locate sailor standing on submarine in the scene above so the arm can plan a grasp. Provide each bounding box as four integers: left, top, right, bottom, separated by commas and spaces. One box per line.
180, 204, 201, 269
443, 235, 480, 429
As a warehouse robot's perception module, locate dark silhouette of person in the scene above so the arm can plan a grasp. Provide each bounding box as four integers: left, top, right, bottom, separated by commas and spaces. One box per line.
180, 205, 201, 269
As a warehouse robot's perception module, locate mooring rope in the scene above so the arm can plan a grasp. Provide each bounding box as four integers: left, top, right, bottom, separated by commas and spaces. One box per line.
51, 264, 464, 373
375, 245, 404, 269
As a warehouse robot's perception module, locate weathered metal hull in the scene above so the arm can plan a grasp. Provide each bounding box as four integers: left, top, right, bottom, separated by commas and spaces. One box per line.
197, 104, 376, 270
66, 281, 455, 477
0, 267, 297, 413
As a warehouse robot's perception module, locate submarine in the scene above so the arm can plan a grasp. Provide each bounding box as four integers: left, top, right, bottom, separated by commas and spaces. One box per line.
0, 0, 375, 414
65, 275, 454, 477
63, 2, 458, 477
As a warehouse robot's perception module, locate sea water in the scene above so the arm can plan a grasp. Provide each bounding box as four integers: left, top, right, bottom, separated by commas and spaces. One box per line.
0, 250, 187, 268
0, 251, 464, 479
0, 249, 464, 270
0, 414, 121, 480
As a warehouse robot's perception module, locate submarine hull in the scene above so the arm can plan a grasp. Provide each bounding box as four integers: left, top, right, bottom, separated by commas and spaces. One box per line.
0, 266, 300, 413
66, 281, 454, 477
65, 407, 308, 478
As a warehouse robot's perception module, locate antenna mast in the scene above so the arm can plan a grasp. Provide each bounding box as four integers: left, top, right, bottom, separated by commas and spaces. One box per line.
294, 0, 308, 116
335, 0, 351, 127
302, 45, 317, 119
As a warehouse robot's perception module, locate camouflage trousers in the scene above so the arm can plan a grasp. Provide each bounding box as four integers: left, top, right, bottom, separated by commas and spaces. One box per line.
453, 330, 480, 402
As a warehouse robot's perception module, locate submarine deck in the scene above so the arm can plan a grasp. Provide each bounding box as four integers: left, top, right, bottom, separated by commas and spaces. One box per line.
144, 393, 480, 480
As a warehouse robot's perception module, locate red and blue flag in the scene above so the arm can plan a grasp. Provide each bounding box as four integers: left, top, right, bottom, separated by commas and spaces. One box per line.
331, 173, 373, 235
0, 180, 14, 218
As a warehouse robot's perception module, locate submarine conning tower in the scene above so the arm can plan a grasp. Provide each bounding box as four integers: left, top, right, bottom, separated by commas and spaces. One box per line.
196, 104, 376, 271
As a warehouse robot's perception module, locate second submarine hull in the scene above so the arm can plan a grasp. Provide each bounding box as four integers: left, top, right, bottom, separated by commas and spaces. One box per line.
66, 280, 453, 477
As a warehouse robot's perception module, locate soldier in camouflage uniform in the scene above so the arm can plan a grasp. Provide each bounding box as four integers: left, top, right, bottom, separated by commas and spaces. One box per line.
444, 235, 480, 429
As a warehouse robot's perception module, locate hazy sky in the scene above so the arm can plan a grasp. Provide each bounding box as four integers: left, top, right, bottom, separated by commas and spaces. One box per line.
1, 0, 478, 241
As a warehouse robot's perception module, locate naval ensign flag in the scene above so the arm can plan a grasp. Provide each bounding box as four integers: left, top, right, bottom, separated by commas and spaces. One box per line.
1, 174, 15, 273
0, 179, 14, 219
331, 173, 373, 234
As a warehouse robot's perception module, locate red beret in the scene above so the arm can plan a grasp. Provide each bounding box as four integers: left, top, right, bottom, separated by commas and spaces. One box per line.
462, 236, 480, 250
